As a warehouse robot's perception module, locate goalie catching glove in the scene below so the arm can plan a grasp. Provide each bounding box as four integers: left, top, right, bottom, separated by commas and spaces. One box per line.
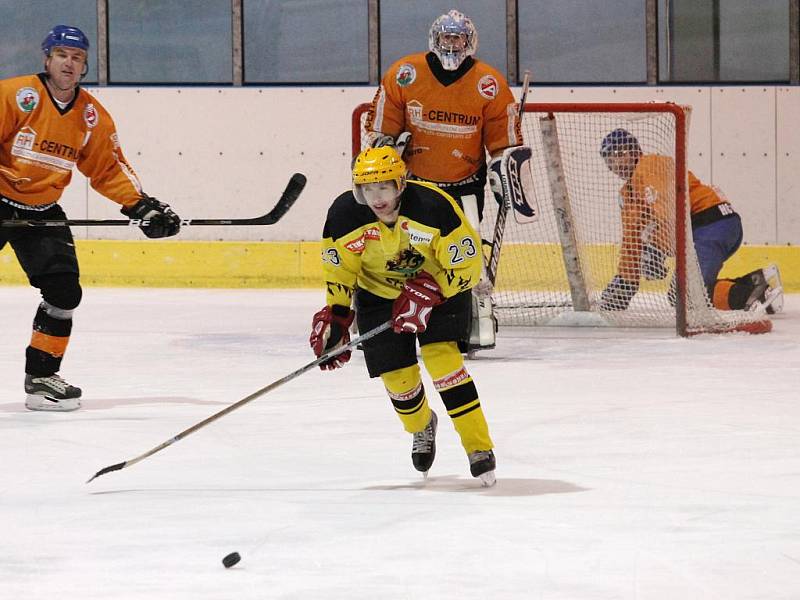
309, 305, 355, 370
392, 271, 445, 333
121, 195, 181, 238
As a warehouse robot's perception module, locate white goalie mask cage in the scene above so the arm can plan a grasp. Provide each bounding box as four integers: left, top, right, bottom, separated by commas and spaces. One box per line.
428, 10, 478, 71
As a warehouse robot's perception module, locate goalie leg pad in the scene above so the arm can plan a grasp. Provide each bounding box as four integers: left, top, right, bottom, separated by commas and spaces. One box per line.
468, 292, 497, 351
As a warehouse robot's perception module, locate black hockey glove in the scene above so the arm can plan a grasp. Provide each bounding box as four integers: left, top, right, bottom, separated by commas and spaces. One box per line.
371, 134, 395, 148
599, 275, 639, 311
122, 195, 181, 238
641, 244, 668, 280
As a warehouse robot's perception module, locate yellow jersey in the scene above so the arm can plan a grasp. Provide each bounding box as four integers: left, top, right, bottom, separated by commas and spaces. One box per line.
321, 180, 482, 307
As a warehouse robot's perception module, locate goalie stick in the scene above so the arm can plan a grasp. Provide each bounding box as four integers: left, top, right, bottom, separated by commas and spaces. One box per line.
0, 172, 306, 228
86, 319, 392, 483
487, 70, 531, 285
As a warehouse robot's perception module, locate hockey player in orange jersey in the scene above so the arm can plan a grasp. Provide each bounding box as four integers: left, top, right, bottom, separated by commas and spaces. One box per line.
598, 128, 782, 314
0, 25, 181, 412
364, 9, 524, 352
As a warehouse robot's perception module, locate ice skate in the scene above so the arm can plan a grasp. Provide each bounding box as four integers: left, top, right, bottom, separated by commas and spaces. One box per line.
25, 374, 82, 412
759, 264, 784, 314
412, 410, 438, 476
468, 450, 496, 487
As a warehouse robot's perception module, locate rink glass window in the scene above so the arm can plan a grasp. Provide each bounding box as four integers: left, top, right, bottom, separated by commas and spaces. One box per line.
108, 0, 232, 84
243, 0, 369, 83
0, 0, 98, 82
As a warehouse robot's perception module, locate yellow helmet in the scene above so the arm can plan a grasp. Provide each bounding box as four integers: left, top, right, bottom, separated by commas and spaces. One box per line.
352, 146, 407, 189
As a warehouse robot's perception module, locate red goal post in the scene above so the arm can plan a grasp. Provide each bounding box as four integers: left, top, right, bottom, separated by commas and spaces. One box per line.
351, 102, 771, 336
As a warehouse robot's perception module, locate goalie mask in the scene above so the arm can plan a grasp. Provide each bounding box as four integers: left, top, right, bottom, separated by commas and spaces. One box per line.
600, 128, 642, 179
428, 10, 478, 71
352, 147, 407, 222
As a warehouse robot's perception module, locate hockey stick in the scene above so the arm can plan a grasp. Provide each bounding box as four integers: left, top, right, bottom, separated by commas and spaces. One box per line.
1, 173, 306, 228
487, 71, 531, 286
86, 319, 392, 483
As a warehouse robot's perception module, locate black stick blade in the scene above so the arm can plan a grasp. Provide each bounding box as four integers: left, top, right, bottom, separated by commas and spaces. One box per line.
261, 172, 306, 224
87, 461, 127, 483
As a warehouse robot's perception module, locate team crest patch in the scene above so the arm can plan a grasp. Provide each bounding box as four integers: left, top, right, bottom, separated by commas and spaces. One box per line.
16, 87, 39, 113
386, 247, 425, 276
396, 63, 416, 87
84, 104, 99, 128
477, 75, 498, 100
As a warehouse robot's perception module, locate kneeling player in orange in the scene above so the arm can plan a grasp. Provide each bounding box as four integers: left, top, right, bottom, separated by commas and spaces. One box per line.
598, 128, 782, 314
309, 146, 496, 486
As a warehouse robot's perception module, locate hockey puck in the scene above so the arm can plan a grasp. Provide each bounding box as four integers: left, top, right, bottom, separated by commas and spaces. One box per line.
222, 552, 241, 569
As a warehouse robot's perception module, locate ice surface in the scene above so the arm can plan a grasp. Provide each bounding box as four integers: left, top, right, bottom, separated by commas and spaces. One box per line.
1, 287, 799, 599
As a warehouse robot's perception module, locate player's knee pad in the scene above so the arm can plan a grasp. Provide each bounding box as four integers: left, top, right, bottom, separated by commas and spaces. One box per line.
381, 364, 424, 406
420, 341, 464, 380
38, 273, 82, 313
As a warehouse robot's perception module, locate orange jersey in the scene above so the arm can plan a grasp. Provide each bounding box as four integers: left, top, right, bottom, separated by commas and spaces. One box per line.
0, 74, 142, 208
365, 52, 522, 183
617, 154, 675, 280
688, 170, 727, 214
617, 155, 731, 280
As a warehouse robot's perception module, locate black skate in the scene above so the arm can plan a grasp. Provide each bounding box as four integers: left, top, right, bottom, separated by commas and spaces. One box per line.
25, 374, 82, 412
468, 450, 496, 487
412, 411, 438, 476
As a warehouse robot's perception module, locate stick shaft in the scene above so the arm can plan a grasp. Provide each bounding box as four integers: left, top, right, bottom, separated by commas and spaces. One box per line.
487, 71, 531, 285
88, 320, 392, 482
3, 173, 305, 228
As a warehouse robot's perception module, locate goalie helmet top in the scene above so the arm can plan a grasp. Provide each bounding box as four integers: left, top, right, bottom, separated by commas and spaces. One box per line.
600, 128, 642, 159
428, 10, 478, 71
352, 146, 407, 204
42, 25, 90, 56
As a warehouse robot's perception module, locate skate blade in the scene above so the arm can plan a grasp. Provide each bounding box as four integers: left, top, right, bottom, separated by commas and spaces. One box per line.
25, 394, 81, 412
478, 471, 496, 487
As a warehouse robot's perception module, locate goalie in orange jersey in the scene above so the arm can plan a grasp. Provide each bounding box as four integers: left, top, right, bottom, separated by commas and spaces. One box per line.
364, 9, 524, 352
598, 128, 782, 314
0, 25, 181, 412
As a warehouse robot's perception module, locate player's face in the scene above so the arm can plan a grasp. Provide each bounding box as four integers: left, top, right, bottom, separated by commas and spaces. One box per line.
360, 181, 401, 223
45, 47, 87, 91
604, 152, 638, 180
438, 32, 467, 52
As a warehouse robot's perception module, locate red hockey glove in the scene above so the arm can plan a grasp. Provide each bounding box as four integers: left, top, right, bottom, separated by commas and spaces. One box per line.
309, 305, 355, 370
391, 272, 445, 334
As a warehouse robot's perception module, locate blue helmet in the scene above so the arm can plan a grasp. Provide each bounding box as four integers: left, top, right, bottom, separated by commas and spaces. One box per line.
600, 128, 642, 158
42, 25, 90, 56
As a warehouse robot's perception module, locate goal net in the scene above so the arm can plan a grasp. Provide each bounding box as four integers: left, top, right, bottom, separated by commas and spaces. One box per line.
352, 102, 771, 336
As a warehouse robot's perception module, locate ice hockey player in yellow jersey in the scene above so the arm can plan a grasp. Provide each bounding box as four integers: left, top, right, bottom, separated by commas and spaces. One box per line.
0, 25, 182, 412
599, 128, 782, 314
309, 146, 496, 486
